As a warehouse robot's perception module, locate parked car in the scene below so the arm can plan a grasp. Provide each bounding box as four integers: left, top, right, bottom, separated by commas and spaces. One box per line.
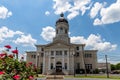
111, 70, 120, 74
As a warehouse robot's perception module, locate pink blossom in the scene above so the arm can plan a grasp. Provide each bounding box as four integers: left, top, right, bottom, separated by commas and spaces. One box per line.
29, 76, 34, 80
0, 71, 5, 75
13, 74, 20, 80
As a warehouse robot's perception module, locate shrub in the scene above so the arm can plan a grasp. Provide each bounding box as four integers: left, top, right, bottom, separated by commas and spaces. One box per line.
0, 46, 37, 80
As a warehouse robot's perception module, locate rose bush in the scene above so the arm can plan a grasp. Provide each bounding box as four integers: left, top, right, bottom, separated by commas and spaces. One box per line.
0, 45, 37, 80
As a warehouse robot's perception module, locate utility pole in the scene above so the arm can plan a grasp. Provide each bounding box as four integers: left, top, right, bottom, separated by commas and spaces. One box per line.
105, 55, 109, 78
16, 47, 18, 59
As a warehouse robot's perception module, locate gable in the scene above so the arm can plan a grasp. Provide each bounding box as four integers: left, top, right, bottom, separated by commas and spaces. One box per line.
45, 41, 70, 48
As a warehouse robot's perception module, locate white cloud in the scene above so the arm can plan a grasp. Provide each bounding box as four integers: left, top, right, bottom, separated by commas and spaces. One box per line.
0, 26, 24, 43
45, 11, 50, 16
0, 26, 36, 47
14, 34, 37, 47
71, 34, 117, 52
0, 6, 12, 19
53, 0, 72, 14
53, 0, 91, 20
40, 26, 117, 52
67, 11, 79, 20
93, 18, 103, 25
0, 47, 5, 52
40, 26, 55, 41
90, 2, 104, 18
93, 0, 120, 25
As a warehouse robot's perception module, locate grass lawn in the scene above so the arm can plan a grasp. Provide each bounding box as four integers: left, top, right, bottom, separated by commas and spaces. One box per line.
65, 74, 120, 79
37, 74, 46, 78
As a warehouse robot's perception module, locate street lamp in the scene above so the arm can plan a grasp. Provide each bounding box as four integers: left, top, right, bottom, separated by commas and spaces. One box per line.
72, 52, 75, 77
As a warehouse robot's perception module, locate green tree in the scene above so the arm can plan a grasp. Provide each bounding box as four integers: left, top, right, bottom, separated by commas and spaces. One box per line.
116, 63, 120, 70
111, 64, 116, 70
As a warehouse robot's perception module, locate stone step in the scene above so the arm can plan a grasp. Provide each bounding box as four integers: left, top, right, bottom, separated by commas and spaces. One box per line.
46, 75, 64, 80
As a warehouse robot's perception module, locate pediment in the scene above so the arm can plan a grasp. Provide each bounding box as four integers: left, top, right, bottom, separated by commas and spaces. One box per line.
45, 41, 70, 48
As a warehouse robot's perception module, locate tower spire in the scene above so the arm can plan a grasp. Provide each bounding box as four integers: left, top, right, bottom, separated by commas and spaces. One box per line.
60, 13, 64, 17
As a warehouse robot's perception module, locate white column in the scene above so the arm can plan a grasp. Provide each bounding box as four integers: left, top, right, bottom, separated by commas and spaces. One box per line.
43, 51, 45, 74
36, 52, 38, 67
54, 51, 56, 68
62, 50, 64, 69
73, 51, 75, 74
48, 51, 51, 70
67, 50, 69, 70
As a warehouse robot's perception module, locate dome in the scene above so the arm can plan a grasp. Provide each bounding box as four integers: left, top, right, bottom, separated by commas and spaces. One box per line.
56, 13, 68, 24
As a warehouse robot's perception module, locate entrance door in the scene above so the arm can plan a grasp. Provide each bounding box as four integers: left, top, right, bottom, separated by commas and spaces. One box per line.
56, 62, 62, 72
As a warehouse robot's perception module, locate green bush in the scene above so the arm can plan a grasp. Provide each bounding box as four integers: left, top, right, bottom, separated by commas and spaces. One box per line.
0, 52, 37, 80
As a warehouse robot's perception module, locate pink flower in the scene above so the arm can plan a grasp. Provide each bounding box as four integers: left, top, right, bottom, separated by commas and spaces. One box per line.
29, 76, 34, 80
12, 50, 18, 54
0, 71, 5, 75
13, 74, 20, 80
29, 62, 32, 65
4, 45, 11, 49
0, 53, 6, 58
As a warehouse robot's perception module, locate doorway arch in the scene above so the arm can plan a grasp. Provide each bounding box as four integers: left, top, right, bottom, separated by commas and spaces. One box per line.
56, 61, 62, 72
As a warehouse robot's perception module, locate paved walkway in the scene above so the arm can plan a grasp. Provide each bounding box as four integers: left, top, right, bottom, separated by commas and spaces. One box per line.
64, 78, 115, 80
36, 75, 118, 80
36, 78, 115, 80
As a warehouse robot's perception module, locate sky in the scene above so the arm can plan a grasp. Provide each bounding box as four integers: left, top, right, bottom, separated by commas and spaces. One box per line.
0, 0, 120, 64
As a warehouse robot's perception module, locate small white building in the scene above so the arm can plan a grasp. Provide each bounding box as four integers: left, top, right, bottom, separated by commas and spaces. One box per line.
26, 13, 98, 75
97, 63, 111, 73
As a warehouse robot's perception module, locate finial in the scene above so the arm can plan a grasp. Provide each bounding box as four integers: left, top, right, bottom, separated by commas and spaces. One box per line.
60, 13, 64, 17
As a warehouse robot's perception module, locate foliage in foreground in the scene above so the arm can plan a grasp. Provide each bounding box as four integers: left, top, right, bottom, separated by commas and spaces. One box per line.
0, 51, 37, 80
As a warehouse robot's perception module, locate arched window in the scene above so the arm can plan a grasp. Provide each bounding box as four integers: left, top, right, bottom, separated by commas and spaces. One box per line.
56, 30, 58, 34
60, 27, 63, 33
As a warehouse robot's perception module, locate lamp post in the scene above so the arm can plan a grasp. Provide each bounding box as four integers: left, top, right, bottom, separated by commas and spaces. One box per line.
72, 52, 75, 77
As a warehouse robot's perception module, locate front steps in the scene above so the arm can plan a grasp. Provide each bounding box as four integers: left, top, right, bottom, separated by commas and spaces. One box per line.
46, 75, 64, 80
51, 72, 65, 75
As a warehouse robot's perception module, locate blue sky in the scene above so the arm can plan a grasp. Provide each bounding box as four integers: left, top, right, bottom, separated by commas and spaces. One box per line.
0, 0, 120, 64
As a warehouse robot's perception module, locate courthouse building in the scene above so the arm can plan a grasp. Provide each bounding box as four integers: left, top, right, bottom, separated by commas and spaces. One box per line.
26, 13, 98, 75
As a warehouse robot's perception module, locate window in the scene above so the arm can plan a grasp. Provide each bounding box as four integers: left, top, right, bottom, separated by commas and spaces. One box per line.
56, 30, 58, 34
85, 53, 92, 58
56, 51, 62, 56
51, 63, 53, 69
34, 55, 36, 58
40, 63, 43, 68
77, 63, 80, 69
41, 48, 44, 51
76, 52, 79, 57
85, 64, 92, 69
64, 51, 67, 56
41, 53, 44, 57
76, 46, 79, 50
31, 55, 33, 58
31, 55, 36, 58
60, 27, 63, 33
65, 29, 67, 34
65, 63, 67, 69
51, 51, 54, 56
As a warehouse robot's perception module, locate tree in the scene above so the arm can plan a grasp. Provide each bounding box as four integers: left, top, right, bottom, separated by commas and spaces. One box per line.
116, 63, 120, 70
111, 64, 116, 70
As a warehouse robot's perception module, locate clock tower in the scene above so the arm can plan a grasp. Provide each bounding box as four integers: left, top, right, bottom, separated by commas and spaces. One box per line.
53, 13, 70, 44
